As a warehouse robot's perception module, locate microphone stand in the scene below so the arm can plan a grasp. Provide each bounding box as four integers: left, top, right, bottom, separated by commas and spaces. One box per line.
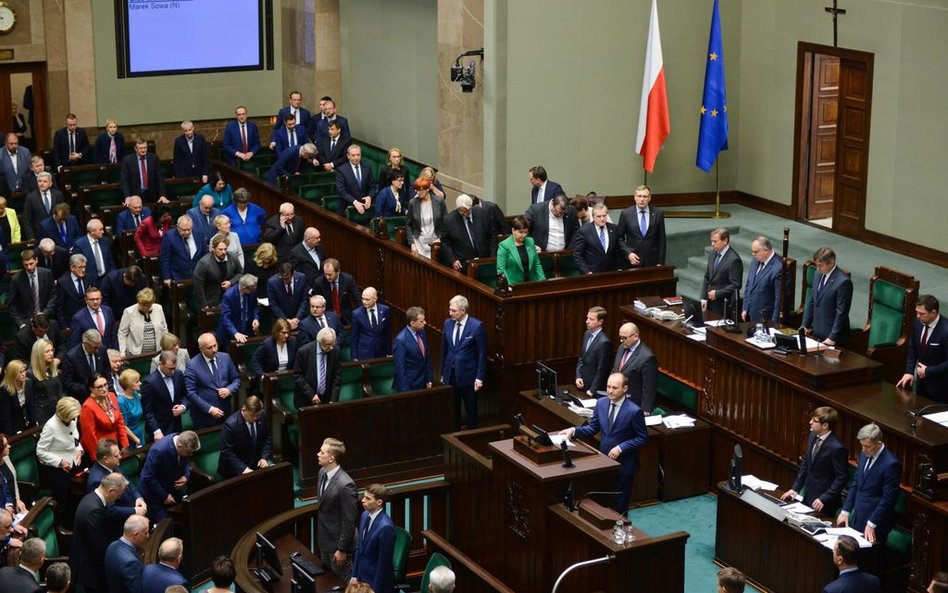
910, 404, 948, 430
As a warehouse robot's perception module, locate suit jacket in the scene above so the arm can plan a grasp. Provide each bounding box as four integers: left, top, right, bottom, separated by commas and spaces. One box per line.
120, 153, 166, 201
140, 563, 188, 593
62, 344, 109, 401
172, 133, 210, 179
56, 272, 95, 325
70, 305, 119, 350
842, 446, 901, 540
570, 222, 624, 274
72, 235, 117, 279
23, 187, 64, 241
70, 490, 110, 591
350, 304, 392, 360
100, 268, 148, 317
575, 397, 649, 477
38, 214, 82, 248
821, 569, 881, 593
701, 246, 744, 317
352, 510, 395, 593
617, 205, 666, 267
192, 252, 243, 309
293, 341, 342, 408
905, 316, 948, 402
52, 126, 91, 169
262, 214, 305, 262
576, 329, 612, 395
267, 271, 309, 320
374, 185, 406, 218
524, 201, 578, 251
87, 460, 140, 515
313, 114, 351, 145
531, 180, 564, 204
393, 326, 433, 392
275, 105, 313, 131
270, 124, 310, 155
114, 207, 152, 237
37, 244, 69, 279
441, 316, 487, 386
104, 537, 143, 593
298, 312, 343, 346
0, 146, 32, 192
118, 302, 168, 356
439, 209, 495, 270
251, 336, 298, 376
267, 144, 311, 185
139, 433, 191, 512
93, 132, 125, 165
742, 255, 783, 322
404, 196, 448, 249
218, 285, 259, 345
218, 408, 272, 478
185, 205, 221, 249
316, 466, 358, 555
287, 242, 326, 286
496, 236, 545, 285
222, 120, 261, 165
335, 162, 378, 215
140, 369, 187, 437
159, 229, 203, 281
184, 353, 241, 429
612, 342, 658, 413
8, 267, 55, 327
312, 272, 359, 324
316, 135, 351, 170
790, 431, 849, 513
0, 565, 40, 593
802, 266, 853, 344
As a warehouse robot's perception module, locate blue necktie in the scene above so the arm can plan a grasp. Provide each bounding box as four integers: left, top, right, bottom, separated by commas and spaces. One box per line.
598, 226, 606, 250
639, 209, 648, 236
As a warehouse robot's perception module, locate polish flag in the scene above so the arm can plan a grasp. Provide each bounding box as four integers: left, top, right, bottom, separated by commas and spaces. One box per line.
635, 0, 670, 173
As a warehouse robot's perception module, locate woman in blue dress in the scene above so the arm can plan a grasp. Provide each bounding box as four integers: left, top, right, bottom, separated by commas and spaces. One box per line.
117, 369, 145, 448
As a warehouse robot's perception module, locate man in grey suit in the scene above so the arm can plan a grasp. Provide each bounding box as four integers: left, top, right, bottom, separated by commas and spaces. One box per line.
701, 227, 743, 319
612, 322, 658, 415
316, 437, 358, 580
192, 234, 243, 309
575, 306, 612, 397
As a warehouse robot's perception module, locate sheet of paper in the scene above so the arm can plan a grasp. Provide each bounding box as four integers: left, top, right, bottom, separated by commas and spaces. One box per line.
686, 333, 707, 342
924, 410, 948, 427
549, 434, 577, 447
258, 297, 270, 307
745, 335, 777, 349
662, 414, 696, 429
823, 527, 872, 547
705, 319, 728, 327
645, 415, 663, 426
741, 475, 779, 491
782, 502, 815, 514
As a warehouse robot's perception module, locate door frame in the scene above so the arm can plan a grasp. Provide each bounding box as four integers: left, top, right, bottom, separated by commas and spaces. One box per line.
0, 62, 49, 151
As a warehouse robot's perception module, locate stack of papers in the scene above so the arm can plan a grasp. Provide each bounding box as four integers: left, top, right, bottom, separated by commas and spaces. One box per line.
568, 404, 594, 418
633, 300, 648, 310
662, 414, 696, 429
783, 502, 815, 514
814, 528, 872, 549
686, 333, 707, 342
923, 410, 948, 428
741, 474, 779, 491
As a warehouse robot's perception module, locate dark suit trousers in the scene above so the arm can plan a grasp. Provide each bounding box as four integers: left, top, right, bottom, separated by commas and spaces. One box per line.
452, 384, 478, 430
319, 551, 353, 581
614, 472, 635, 515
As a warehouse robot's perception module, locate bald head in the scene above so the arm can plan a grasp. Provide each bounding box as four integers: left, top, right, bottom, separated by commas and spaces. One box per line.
362, 287, 378, 309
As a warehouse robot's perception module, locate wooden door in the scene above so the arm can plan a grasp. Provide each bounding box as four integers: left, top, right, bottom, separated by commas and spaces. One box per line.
833, 56, 874, 237
806, 55, 839, 220
0, 63, 49, 151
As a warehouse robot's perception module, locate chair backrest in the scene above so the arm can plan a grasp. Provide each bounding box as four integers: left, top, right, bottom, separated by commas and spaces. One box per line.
556, 251, 581, 277
191, 427, 222, 480
865, 267, 918, 348
25, 497, 60, 557
418, 552, 452, 593
346, 205, 376, 227
338, 362, 364, 402
10, 426, 41, 486
366, 359, 396, 396
392, 525, 412, 583
468, 258, 498, 289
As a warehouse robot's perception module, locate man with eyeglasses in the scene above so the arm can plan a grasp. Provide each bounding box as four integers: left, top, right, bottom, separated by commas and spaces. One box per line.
441, 295, 486, 430
222, 105, 259, 165
298, 295, 342, 346
184, 333, 241, 429
612, 322, 658, 415
523, 194, 578, 253
293, 327, 342, 408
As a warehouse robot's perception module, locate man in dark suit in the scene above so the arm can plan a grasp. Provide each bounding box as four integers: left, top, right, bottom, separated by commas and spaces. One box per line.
266, 142, 318, 186
523, 195, 578, 252
267, 263, 309, 329
192, 235, 243, 309
39, 203, 81, 249
293, 327, 342, 408
23, 172, 63, 241
701, 227, 744, 318
186, 196, 221, 249
350, 287, 391, 360
315, 437, 358, 581
782, 406, 849, 514
312, 258, 360, 325
139, 430, 200, 521
741, 235, 783, 322
119, 138, 167, 204
70, 287, 118, 350
528, 165, 565, 204
617, 185, 666, 268
222, 105, 260, 166
0, 537, 44, 593
802, 247, 853, 346
103, 514, 150, 593
315, 120, 350, 173
334, 144, 377, 216
184, 333, 241, 429
441, 295, 487, 429
393, 306, 433, 392
262, 202, 305, 262
274, 91, 313, 134
51, 113, 91, 170
140, 538, 188, 593
99, 266, 146, 316
86, 439, 147, 526
21, 155, 45, 195
576, 306, 612, 397
141, 350, 188, 440
218, 277, 260, 346
172, 120, 210, 183
439, 194, 495, 272
159, 215, 203, 285
71, 472, 129, 593
0, 133, 31, 194
570, 204, 624, 274
822, 535, 881, 593
837, 423, 902, 544
287, 227, 326, 287
114, 196, 151, 237
312, 99, 350, 145
612, 322, 658, 414
56, 254, 94, 325
563, 372, 649, 514
62, 329, 109, 401
351, 483, 395, 593
298, 295, 343, 346
8, 249, 56, 329
898, 294, 948, 402
13, 313, 64, 363
36, 238, 69, 279
218, 396, 271, 478
72, 219, 116, 280
269, 113, 311, 155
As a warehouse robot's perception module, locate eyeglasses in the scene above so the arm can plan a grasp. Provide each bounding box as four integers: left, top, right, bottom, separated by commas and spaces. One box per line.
93, 383, 109, 389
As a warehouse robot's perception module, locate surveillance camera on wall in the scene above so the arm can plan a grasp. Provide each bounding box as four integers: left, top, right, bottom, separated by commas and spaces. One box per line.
450, 48, 484, 93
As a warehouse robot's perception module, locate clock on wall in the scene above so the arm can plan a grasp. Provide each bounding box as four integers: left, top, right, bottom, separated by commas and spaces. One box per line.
0, 2, 16, 35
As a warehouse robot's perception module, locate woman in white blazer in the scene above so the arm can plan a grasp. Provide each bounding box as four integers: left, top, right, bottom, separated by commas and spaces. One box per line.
36, 396, 82, 512
117, 288, 169, 356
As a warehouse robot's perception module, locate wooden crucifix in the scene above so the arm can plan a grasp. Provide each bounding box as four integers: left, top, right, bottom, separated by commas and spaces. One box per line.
825, 0, 847, 47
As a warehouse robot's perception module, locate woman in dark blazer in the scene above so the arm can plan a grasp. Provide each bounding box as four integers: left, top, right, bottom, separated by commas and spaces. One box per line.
375, 168, 407, 218
496, 216, 546, 285
405, 178, 447, 259
252, 319, 299, 376
92, 119, 125, 164
0, 360, 30, 435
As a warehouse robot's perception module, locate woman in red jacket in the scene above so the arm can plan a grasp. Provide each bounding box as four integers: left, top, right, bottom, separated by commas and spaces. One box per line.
134, 205, 173, 257
78, 373, 129, 460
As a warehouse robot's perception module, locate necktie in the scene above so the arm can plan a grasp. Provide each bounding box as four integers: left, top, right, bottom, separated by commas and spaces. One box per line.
249, 422, 257, 444
43, 191, 50, 214
584, 333, 593, 353
319, 472, 328, 497
713, 251, 723, 272
465, 216, 475, 249
69, 131, 75, 154
370, 308, 377, 329
139, 157, 148, 190
290, 130, 297, 147
416, 332, 426, 356
59, 222, 67, 244
354, 165, 362, 186
619, 348, 632, 370
287, 222, 294, 236
331, 282, 341, 316
286, 282, 293, 298
88, 353, 96, 372
920, 324, 929, 355
317, 351, 326, 395
608, 402, 618, 431
330, 138, 336, 153
164, 375, 174, 400
30, 274, 39, 312
209, 358, 219, 384
317, 316, 325, 329
93, 240, 105, 276
598, 226, 606, 250
812, 437, 823, 457
96, 309, 105, 335
865, 456, 875, 473
134, 214, 141, 227
454, 322, 462, 345
818, 274, 828, 294
109, 137, 116, 163
639, 209, 648, 236
76, 277, 84, 296
241, 124, 248, 152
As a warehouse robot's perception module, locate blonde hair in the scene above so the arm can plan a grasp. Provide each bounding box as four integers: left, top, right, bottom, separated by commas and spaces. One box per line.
253, 243, 278, 267
136, 287, 155, 306
55, 397, 81, 423
105, 118, 118, 127
159, 333, 180, 350
1, 360, 26, 393
30, 338, 58, 380
119, 369, 141, 390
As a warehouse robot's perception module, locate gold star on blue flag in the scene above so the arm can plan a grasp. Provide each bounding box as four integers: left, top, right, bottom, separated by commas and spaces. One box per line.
696, 0, 729, 172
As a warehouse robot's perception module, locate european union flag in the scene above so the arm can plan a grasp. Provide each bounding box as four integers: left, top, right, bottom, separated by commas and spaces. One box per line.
696, 0, 728, 172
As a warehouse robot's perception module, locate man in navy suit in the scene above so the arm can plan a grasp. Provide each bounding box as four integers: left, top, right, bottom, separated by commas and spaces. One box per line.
524, 195, 578, 252
781, 406, 850, 515
822, 535, 881, 593
39, 203, 81, 248
267, 263, 309, 329
71, 472, 128, 593
114, 196, 151, 237
56, 254, 94, 325
222, 105, 260, 166
312, 99, 350, 145
23, 172, 63, 241
140, 538, 188, 593
312, 258, 360, 325
70, 287, 118, 350
72, 219, 116, 279
141, 350, 188, 441
441, 295, 487, 429
139, 431, 199, 521
316, 120, 351, 173
184, 333, 241, 429
159, 215, 202, 285
617, 185, 666, 267
350, 483, 395, 593
218, 276, 260, 346
37, 238, 69, 279
62, 329, 108, 401
274, 91, 313, 134
287, 227, 326, 287
293, 327, 342, 408
897, 294, 948, 402
103, 514, 150, 593
172, 120, 210, 183
187, 196, 221, 249
741, 236, 783, 322
350, 287, 391, 360
298, 295, 343, 346
576, 306, 612, 397
51, 113, 91, 169
701, 227, 744, 319
86, 439, 147, 522
120, 138, 167, 204
563, 372, 649, 513
269, 112, 311, 154
528, 165, 564, 204
612, 323, 658, 414
802, 247, 853, 346
837, 423, 901, 544
0, 133, 31, 193
218, 396, 272, 478
99, 266, 147, 316
335, 144, 378, 216
0, 537, 44, 593
570, 204, 625, 274
393, 306, 433, 392
266, 142, 318, 186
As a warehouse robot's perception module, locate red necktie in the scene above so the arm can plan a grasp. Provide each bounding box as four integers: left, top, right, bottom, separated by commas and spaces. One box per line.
139, 156, 148, 190
416, 332, 426, 356
241, 124, 248, 152
332, 283, 341, 316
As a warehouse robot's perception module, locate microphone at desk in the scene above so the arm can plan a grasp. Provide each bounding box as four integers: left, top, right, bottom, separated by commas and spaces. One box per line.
560, 440, 574, 469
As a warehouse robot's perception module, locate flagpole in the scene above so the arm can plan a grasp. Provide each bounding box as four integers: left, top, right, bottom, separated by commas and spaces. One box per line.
712, 160, 730, 218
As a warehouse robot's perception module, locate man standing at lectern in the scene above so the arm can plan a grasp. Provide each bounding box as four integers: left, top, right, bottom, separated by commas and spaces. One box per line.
561, 372, 648, 514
